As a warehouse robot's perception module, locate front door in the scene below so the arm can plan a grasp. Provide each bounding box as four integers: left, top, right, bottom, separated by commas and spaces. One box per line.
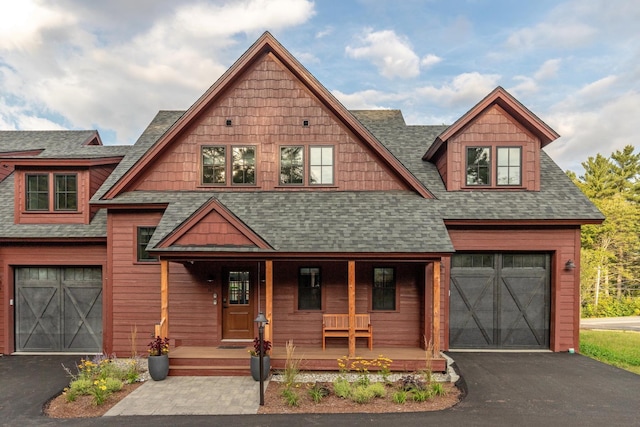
222, 270, 254, 339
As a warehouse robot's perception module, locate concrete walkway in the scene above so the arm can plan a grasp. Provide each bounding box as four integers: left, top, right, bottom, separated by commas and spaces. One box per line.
105, 376, 267, 416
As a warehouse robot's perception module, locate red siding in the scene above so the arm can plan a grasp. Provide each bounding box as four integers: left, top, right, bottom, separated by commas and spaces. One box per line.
269, 261, 426, 349
174, 210, 256, 247
89, 165, 117, 219
130, 53, 408, 193
446, 226, 582, 351
446, 105, 540, 191
0, 244, 107, 354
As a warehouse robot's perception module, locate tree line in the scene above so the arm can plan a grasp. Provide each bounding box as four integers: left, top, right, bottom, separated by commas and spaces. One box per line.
567, 145, 640, 317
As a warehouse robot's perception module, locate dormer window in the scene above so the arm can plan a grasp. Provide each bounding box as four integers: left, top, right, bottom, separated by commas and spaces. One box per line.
26, 173, 78, 211
465, 146, 522, 187
466, 147, 491, 186
497, 147, 522, 186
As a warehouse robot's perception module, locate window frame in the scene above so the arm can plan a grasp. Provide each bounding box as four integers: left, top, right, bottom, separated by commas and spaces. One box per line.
279, 144, 335, 187
372, 267, 397, 311
231, 145, 256, 186
136, 226, 158, 263
297, 267, 322, 311
201, 145, 227, 185
465, 146, 492, 186
309, 145, 334, 185
25, 172, 79, 212
496, 146, 522, 186
54, 173, 78, 211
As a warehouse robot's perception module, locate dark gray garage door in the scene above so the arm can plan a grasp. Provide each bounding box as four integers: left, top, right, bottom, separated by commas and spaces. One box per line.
449, 253, 550, 349
15, 267, 102, 352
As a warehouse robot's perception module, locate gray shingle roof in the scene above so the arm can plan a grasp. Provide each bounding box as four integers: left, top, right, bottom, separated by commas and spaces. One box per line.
0, 174, 108, 239
0, 108, 603, 247
0, 130, 130, 158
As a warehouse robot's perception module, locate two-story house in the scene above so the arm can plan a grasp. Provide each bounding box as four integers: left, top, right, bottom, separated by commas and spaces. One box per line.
0, 32, 603, 374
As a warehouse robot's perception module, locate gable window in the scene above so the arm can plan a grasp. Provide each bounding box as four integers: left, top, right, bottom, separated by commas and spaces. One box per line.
26, 174, 49, 211
26, 173, 78, 212
466, 147, 491, 185
280, 146, 304, 185
202, 146, 226, 184
298, 267, 321, 310
232, 146, 255, 185
497, 147, 522, 186
372, 267, 395, 310
310, 146, 334, 185
137, 226, 157, 262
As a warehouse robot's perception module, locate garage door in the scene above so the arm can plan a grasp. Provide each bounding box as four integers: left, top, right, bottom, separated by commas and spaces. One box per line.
15, 267, 102, 352
449, 253, 550, 349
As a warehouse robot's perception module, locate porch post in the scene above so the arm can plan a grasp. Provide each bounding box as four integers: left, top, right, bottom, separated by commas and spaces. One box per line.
432, 260, 441, 355
160, 259, 169, 339
348, 260, 356, 357
265, 260, 273, 343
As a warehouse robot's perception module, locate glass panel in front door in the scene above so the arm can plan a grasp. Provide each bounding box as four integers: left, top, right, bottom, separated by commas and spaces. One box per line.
228, 271, 250, 305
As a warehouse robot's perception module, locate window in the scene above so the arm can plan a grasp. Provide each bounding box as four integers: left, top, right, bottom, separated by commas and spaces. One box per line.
26, 174, 49, 211
373, 267, 395, 310
298, 267, 321, 310
137, 227, 157, 262
202, 146, 226, 184
26, 173, 78, 212
497, 147, 522, 186
310, 146, 334, 185
228, 271, 250, 304
54, 174, 77, 210
280, 146, 304, 185
466, 147, 491, 185
452, 254, 494, 268
232, 146, 255, 185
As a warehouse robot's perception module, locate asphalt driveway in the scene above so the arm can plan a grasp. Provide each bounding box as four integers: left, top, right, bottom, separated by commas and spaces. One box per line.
1, 352, 638, 426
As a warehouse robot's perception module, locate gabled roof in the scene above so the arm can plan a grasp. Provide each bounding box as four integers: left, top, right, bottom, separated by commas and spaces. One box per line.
0, 130, 129, 159
423, 86, 560, 161
99, 32, 433, 200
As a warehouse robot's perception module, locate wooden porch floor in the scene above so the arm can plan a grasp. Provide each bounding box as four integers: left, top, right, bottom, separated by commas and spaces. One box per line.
168, 345, 446, 376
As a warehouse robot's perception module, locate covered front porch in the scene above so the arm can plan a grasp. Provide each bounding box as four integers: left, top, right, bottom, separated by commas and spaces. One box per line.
167, 345, 447, 376
153, 256, 446, 376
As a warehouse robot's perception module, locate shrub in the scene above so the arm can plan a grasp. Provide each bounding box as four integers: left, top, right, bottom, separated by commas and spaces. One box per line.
392, 390, 407, 404
281, 387, 299, 407
351, 385, 375, 404
430, 382, 446, 396
399, 374, 427, 391
412, 388, 431, 402
308, 383, 330, 403
368, 382, 386, 398
333, 377, 351, 398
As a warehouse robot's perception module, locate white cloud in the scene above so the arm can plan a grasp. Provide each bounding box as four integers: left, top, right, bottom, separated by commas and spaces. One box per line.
510, 76, 538, 95
506, 22, 595, 51
332, 89, 405, 110
534, 59, 561, 80
315, 26, 333, 39
545, 90, 640, 172
421, 54, 442, 69
416, 72, 502, 107
346, 29, 423, 79
0, 0, 316, 143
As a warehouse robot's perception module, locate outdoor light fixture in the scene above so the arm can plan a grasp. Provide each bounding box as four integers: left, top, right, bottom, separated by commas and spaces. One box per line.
254, 312, 269, 406
565, 260, 576, 270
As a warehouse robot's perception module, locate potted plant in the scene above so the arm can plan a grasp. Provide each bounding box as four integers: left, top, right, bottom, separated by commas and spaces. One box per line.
249, 337, 271, 381
147, 336, 170, 381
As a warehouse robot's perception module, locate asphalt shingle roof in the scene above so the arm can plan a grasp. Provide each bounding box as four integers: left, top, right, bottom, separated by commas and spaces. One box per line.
0, 109, 603, 249
0, 130, 130, 159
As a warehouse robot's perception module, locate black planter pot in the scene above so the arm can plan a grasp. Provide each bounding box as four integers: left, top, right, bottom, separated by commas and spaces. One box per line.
250, 355, 270, 381
148, 354, 169, 381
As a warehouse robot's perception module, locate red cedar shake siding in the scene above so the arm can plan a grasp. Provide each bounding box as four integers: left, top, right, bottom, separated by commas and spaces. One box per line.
444, 104, 540, 191
129, 54, 408, 193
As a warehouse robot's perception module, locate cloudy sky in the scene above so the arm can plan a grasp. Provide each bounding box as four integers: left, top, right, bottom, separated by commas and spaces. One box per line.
1, 0, 638, 173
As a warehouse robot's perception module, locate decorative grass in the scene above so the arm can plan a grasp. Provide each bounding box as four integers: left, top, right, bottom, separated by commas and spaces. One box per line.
580, 330, 640, 375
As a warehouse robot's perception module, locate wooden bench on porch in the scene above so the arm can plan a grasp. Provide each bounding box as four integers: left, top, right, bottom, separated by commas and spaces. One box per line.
322, 314, 373, 350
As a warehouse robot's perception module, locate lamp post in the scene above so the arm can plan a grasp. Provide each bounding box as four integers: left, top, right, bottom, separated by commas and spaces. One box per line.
254, 312, 269, 406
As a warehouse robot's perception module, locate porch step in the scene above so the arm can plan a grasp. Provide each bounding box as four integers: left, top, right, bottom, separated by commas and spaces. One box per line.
169, 365, 250, 376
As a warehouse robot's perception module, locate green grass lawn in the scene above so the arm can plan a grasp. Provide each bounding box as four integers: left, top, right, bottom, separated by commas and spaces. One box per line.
580, 330, 640, 375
